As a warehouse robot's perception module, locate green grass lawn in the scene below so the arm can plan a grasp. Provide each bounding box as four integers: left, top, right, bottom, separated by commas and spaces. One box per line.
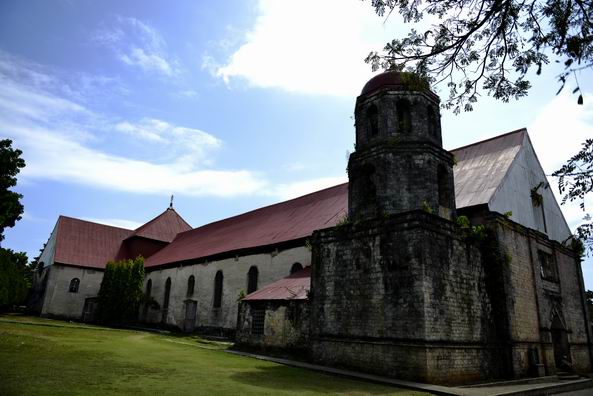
0, 314, 427, 396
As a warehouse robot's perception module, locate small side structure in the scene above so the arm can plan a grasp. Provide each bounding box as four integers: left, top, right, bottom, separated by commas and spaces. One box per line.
236, 266, 310, 354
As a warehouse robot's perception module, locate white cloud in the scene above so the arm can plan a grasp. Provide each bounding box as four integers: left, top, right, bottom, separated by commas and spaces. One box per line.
213, 0, 407, 97
0, 52, 266, 198
94, 16, 179, 77
120, 48, 175, 76
528, 91, 593, 230
177, 89, 198, 98
6, 121, 266, 198
114, 118, 222, 167
0, 50, 127, 110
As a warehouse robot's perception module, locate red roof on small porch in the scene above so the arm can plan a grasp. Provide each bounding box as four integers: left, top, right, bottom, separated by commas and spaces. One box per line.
243, 266, 311, 301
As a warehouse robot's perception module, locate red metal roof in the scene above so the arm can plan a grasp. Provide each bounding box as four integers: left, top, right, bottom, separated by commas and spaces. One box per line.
53, 216, 133, 269
243, 266, 311, 301
52, 208, 191, 269
145, 130, 527, 269
145, 183, 349, 268
132, 208, 192, 243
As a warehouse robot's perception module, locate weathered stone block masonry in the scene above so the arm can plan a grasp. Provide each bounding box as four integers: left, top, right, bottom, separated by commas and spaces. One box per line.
31, 70, 592, 385
238, 71, 593, 384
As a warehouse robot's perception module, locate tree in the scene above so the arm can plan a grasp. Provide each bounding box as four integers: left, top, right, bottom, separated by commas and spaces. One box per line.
365, 0, 592, 252
586, 290, 593, 326
365, 0, 592, 113
0, 139, 25, 243
97, 257, 145, 324
0, 139, 28, 311
0, 248, 29, 310
553, 139, 593, 253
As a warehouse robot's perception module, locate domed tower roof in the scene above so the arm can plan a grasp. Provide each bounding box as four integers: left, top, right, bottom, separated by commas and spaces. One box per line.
360, 70, 438, 100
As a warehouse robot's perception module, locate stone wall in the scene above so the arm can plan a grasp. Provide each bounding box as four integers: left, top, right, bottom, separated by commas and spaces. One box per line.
144, 246, 310, 332
348, 144, 455, 222
236, 300, 309, 352
487, 214, 592, 376
309, 211, 508, 384
40, 264, 104, 319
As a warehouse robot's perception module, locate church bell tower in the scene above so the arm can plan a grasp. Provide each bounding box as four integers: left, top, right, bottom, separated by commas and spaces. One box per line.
347, 70, 455, 221
310, 71, 505, 384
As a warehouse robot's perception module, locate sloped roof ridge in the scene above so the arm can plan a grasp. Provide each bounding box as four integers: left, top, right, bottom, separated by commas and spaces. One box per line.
486, 131, 527, 205
450, 128, 526, 153
133, 207, 191, 235
58, 215, 134, 231
174, 182, 348, 239
54, 215, 134, 269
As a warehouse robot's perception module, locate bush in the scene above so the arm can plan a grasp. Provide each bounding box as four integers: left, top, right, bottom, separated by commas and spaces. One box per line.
97, 256, 145, 324
0, 248, 29, 310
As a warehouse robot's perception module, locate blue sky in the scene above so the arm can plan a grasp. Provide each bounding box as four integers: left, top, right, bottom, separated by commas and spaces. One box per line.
1, 0, 592, 286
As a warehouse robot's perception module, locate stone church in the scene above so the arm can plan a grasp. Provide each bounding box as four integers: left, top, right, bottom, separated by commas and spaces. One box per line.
30, 70, 591, 384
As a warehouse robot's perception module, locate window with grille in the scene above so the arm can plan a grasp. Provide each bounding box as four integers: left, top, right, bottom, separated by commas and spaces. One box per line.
539, 250, 558, 282
69, 278, 80, 293
251, 309, 265, 336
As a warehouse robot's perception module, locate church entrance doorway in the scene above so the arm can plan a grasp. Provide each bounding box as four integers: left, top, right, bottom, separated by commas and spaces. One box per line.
551, 314, 571, 370
184, 300, 197, 333
81, 297, 98, 323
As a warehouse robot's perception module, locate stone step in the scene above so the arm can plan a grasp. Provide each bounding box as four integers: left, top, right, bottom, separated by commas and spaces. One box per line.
557, 372, 581, 381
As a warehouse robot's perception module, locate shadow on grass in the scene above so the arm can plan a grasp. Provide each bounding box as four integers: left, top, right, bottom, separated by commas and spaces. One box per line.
230, 364, 419, 395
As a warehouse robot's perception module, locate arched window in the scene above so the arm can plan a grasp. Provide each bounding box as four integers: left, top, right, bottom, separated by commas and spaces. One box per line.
163, 278, 171, 310
427, 105, 437, 137
397, 99, 411, 133
143, 279, 153, 320
69, 278, 80, 293
247, 266, 258, 294
187, 275, 195, 297
213, 271, 223, 308
367, 104, 379, 137
361, 164, 377, 204
290, 262, 303, 275
437, 164, 450, 207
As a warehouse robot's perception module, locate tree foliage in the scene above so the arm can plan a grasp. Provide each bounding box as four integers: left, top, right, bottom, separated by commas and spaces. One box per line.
0, 139, 29, 310
553, 139, 593, 253
586, 290, 593, 325
0, 248, 29, 310
0, 139, 25, 242
366, 0, 592, 112
97, 257, 145, 324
